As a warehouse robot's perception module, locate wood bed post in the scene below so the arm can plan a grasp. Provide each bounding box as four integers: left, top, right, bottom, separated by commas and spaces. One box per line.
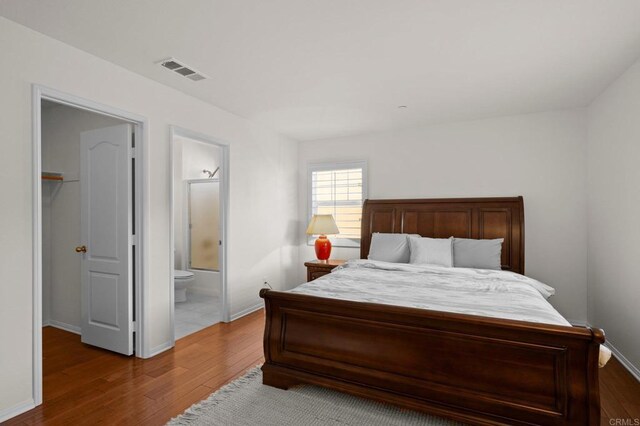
587, 328, 605, 425
261, 288, 302, 390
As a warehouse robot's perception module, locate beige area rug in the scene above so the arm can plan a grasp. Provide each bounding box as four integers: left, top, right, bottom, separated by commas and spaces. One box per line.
168, 367, 464, 425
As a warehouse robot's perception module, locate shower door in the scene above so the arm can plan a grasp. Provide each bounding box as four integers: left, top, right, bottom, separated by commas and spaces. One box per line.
188, 180, 220, 271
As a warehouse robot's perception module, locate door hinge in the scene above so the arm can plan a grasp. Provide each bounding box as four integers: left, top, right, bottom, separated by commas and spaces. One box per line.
130, 235, 137, 246
130, 147, 136, 158
131, 320, 137, 332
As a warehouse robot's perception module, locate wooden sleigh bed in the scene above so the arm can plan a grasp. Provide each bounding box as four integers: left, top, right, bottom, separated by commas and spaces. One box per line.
260, 197, 604, 425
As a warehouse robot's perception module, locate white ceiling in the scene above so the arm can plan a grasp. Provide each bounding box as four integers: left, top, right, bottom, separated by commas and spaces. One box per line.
3, 1, 640, 141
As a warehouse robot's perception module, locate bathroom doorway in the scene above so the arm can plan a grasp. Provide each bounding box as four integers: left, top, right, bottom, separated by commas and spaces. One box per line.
170, 127, 229, 342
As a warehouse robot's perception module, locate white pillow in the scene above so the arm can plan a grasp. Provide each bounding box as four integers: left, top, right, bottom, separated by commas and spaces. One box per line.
368, 233, 416, 263
408, 236, 453, 267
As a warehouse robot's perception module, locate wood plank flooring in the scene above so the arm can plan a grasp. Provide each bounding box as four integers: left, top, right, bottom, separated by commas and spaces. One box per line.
5, 310, 265, 426
600, 352, 640, 425
4, 310, 640, 425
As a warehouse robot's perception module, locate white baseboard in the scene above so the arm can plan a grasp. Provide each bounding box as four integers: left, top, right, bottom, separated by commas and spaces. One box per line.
605, 339, 640, 382
44, 319, 81, 335
147, 341, 173, 358
0, 399, 35, 423
230, 302, 263, 322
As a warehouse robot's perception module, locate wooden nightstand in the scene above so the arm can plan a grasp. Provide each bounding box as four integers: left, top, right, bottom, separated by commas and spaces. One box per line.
304, 259, 346, 282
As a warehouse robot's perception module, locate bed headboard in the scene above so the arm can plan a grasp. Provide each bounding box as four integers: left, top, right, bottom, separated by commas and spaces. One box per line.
360, 197, 525, 274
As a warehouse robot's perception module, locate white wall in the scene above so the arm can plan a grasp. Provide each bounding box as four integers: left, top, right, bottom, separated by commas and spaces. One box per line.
41, 103, 124, 331
0, 17, 298, 418
41, 183, 52, 325
298, 110, 588, 323
587, 58, 640, 376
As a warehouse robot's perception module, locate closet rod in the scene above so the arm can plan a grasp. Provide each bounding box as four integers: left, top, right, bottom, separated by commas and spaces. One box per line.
41, 175, 63, 181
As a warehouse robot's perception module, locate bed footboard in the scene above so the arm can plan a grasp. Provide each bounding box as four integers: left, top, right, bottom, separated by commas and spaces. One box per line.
260, 289, 603, 426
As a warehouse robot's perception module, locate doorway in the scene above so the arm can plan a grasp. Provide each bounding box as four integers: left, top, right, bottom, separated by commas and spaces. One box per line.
32, 85, 148, 405
170, 127, 229, 343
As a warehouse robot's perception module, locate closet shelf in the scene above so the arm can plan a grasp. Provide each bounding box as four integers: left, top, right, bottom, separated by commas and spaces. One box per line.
42, 172, 63, 181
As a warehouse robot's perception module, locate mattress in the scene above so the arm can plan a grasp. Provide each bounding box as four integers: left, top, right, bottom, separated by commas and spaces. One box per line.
291, 259, 611, 367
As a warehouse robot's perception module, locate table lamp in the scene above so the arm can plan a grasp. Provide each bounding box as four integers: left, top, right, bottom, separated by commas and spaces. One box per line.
306, 214, 339, 261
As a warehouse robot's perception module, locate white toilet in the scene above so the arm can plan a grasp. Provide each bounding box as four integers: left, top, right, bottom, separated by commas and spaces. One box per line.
174, 270, 195, 303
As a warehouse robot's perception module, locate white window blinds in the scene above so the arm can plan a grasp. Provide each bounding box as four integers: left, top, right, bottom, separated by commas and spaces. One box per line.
309, 161, 367, 247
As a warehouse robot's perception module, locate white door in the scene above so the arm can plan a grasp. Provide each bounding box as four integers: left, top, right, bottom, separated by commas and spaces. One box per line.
79, 124, 133, 355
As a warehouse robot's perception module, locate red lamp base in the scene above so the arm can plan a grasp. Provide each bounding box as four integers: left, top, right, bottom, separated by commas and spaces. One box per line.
314, 235, 332, 261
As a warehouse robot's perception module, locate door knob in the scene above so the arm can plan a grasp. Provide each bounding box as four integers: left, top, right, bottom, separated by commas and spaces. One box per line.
75, 245, 87, 253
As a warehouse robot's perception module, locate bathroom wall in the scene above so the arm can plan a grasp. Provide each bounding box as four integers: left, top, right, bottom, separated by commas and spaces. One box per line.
173, 136, 222, 296
41, 102, 126, 331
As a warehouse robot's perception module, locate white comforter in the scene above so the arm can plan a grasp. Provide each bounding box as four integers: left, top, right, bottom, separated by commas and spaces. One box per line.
291, 259, 611, 366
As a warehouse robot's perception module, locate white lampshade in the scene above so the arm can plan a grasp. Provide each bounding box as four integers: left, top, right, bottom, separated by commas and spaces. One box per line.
306, 214, 339, 235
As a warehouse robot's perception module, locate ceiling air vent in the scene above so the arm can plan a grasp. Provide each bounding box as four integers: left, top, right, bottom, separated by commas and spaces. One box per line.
158, 58, 208, 82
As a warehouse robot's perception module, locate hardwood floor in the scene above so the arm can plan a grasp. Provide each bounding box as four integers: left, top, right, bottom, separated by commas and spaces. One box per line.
5, 310, 265, 426
4, 310, 640, 425
600, 352, 640, 425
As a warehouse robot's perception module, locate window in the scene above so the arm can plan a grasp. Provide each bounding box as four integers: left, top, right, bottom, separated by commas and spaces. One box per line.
308, 161, 367, 248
